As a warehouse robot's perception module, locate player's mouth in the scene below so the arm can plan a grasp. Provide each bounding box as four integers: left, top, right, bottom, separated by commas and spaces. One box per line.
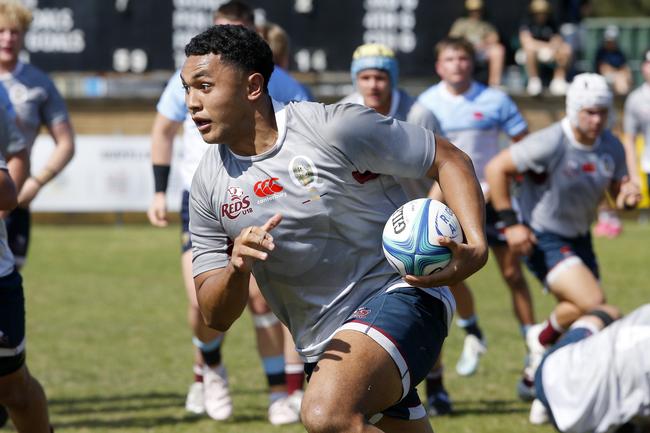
193, 117, 211, 132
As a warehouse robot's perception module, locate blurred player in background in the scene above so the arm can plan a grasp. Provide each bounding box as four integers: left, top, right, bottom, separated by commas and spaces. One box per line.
147, 1, 309, 424
0, 102, 52, 432
529, 304, 650, 432
486, 73, 641, 394
0, 0, 75, 269
418, 36, 535, 412
339, 42, 440, 199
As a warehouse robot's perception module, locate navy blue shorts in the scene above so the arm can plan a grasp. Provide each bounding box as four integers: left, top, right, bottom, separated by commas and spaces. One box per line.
524, 230, 599, 284
534, 327, 593, 428
0, 270, 26, 376
305, 285, 451, 421
4, 207, 30, 267
180, 190, 191, 253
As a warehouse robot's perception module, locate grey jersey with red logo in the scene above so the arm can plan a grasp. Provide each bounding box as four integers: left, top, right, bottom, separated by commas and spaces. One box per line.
511, 119, 627, 238
190, 100, 454, 361
623, 83, 650, 173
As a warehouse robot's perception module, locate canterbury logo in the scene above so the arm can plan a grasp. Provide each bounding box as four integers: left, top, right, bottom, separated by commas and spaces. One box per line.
254, 178, 284, 197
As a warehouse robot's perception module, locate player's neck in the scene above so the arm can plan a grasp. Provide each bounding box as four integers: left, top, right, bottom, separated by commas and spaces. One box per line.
229, 95, 278, 156
444, 80, 471, 96
572, 125, 597, 146
0, 58, 17, 74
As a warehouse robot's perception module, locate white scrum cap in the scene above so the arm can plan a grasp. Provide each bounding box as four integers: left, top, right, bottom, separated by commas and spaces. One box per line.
566, 73, 612, 126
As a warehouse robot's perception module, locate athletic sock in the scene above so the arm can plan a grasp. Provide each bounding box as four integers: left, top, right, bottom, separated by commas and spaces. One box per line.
263, 355, 286, 387
520, 324, 532, 340
193, 335, 224, 367
426, 366, 445, 398
457, 315, 484, 341
285, 362, 305, 395
269, 391, 288, 405
538, 314, 564, 346
193, 363, 204, 383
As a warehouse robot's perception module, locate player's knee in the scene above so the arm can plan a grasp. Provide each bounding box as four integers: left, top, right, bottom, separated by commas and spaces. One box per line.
576, 290, 606, 312
301, 398, 365, 433
0, 367, 30, 408
502, 266, 526, 290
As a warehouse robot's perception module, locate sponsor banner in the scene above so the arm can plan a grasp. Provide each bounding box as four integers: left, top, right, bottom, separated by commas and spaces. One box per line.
30, 134, 184, 212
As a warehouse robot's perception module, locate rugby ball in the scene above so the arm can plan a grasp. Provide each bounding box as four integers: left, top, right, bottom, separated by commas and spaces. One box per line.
382, 199, 463, 276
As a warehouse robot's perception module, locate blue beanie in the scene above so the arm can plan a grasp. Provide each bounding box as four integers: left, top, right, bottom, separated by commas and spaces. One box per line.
351, 43, 399, 88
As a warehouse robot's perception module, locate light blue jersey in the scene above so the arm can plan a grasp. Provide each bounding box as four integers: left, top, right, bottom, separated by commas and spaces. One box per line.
418, 81, 527, 191
157, 65, 312, 190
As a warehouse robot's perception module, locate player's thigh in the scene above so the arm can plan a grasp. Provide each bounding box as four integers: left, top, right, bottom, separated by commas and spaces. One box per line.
548, 261, 604, 310
247, 275, 270, 314
302, 329, 403, 423
180, 250, 198, 307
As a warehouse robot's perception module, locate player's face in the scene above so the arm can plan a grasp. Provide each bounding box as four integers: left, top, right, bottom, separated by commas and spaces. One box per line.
181, 53, 251, 145
356, 69, 391, 112
436, 48, 473, 87
0, 19, 23, 64
576, 107, 608, 141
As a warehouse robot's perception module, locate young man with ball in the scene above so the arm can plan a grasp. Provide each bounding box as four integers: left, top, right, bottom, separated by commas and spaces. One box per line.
486, 73, 641, 419
185, 25, 487, 433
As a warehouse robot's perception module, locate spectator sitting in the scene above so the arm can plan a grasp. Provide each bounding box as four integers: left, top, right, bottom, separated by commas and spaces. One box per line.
518, 0, 572, 96
448, 0, 505, 87
595, 25, 632, 95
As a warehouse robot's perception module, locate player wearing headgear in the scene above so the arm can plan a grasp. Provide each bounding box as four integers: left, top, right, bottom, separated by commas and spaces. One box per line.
486, 73, 641, 398
418, 36, 535, 410
340, 42, 440, 199
185, 24, 487, 433
147, 1, 310, 425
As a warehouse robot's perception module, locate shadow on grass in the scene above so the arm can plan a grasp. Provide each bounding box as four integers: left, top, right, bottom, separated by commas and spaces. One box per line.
48, 390, 274, 429
447, 399, 529, 416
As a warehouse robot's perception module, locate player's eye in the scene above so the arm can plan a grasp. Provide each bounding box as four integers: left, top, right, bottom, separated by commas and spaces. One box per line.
201, 83, 212, 91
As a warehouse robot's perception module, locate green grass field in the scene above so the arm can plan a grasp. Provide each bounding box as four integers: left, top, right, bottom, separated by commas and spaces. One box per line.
9, 220, 650, 432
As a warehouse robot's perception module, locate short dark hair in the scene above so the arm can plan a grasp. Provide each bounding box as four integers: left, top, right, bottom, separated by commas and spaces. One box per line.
214, 0, 254, 26
434, 36, 476, 62
185, 25, 274, 93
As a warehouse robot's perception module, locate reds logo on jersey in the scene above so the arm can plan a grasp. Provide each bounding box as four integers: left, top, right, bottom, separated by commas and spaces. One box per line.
221, 186, 253, 219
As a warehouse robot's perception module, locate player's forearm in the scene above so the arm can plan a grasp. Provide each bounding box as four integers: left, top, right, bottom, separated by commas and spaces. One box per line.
622, 134, 641, 186
485, 152, 515, 211
38, 121, 75, 183
150, 114, 179, 165
7, 149, 29, 192
0, 170, 17, 210
433, 139, 487, 254
195, 264, 250, 331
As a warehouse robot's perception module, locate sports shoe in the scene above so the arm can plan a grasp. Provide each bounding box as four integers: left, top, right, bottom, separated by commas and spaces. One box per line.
286, 390, 304, 414
517, 367, 537, 402
529, 398, 549, 425
526, 323, 547, 377
185, 382, 205, 414
427, 388, 453, 416
203, 365, 233, 420
593, 219, 610, 237
549, 78, 568, 96
456, 334, 487, 376
527, 76, 543, 96
268, 395, 301, 425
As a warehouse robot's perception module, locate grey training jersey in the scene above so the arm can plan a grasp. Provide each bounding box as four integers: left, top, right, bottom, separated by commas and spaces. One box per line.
0, 62, 69, 151
339, 88, 440, 199
511, 119, 626, 237
623, 82, 650, 173
190, 100, 454, 361
542, 304, 650, 433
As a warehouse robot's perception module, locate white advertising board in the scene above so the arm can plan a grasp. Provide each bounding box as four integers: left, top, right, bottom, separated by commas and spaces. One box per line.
30, 134, 184, 212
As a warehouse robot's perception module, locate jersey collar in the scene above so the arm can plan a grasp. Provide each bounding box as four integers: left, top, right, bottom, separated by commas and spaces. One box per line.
0, 61, 23, 80
226, 98, 287, 162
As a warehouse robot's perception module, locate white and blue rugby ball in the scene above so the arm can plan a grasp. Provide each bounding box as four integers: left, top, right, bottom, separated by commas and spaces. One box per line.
382, 199, 463, 276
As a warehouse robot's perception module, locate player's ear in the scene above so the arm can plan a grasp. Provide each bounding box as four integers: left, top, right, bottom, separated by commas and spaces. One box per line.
247, 72, 265, 101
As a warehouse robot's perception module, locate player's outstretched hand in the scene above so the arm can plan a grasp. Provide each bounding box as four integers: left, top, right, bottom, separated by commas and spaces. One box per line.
504, 224, 536, 257
231, 213, 282, 274
147, 192, 168, 227
404, 236, 486, 288
616, 178, 641, 210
